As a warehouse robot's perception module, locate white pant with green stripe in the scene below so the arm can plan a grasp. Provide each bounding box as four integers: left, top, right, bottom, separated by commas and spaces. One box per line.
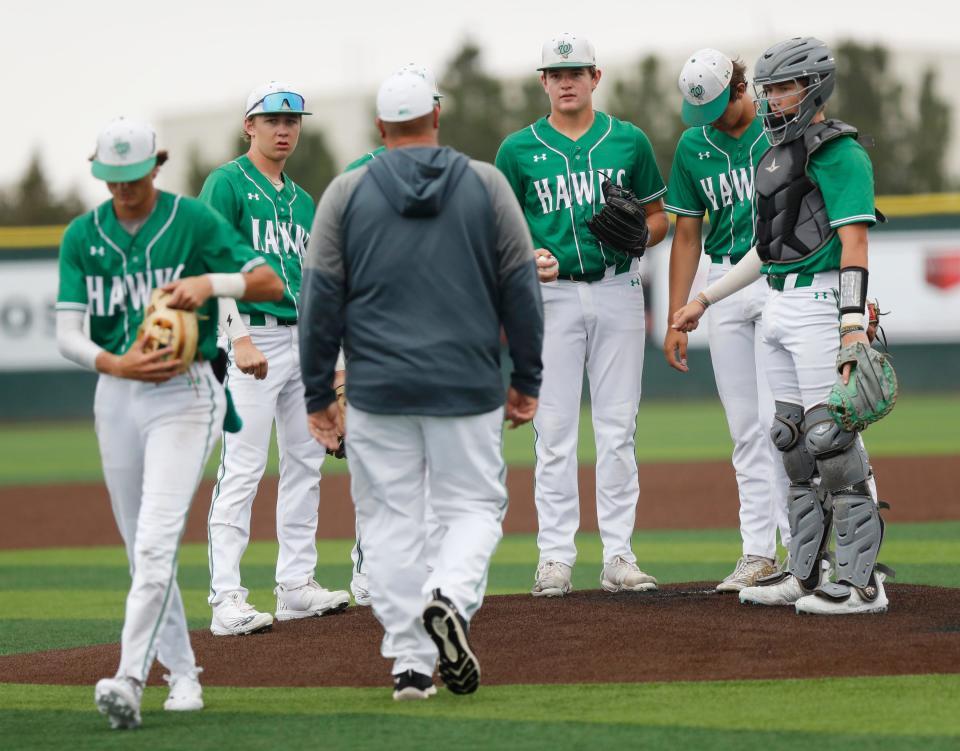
346, 405, 507, 677
208, 324, 327, 604
94, 364, 225, 683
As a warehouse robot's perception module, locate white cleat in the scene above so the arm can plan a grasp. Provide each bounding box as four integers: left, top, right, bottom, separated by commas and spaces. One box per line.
210, 592, 274, 636
163, 667, 204, 711
739, 573, 811, 606
275, 579, 350, 620
601, 556, 658, 593
716, 556, 779, 593
94, 676, 142, 730
531, 560, 572, 597
795, 573, 889, 615
351, 572, 371, 607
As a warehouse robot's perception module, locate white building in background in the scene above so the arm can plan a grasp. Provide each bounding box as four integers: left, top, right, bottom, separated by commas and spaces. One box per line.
156, 46, 960, 197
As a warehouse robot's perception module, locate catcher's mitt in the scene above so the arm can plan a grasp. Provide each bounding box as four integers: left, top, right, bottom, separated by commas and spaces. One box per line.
328, 384, 347, 459
138, 288, 199, 373
586, 180, 649, 257
827, 341, 898, 432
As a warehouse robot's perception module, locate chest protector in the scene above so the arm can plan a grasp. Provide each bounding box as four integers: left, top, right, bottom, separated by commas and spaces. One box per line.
755, 120, 858, 264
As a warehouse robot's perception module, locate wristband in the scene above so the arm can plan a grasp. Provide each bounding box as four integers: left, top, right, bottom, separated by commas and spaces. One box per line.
839, 266, 868, 314
695, 293, 711, 309
208, 273, 247, 299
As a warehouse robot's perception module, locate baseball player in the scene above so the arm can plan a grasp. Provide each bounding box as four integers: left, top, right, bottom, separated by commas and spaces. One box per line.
202, 82, 349, 636
495, 33, 667, 597
300, 71, 544, 700
663, 49, 790, 591
673, 37, 890, 615
55, 117, 283, 729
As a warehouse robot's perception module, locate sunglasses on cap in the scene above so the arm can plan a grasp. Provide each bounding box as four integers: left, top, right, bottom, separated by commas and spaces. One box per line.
246, 92, 307, 116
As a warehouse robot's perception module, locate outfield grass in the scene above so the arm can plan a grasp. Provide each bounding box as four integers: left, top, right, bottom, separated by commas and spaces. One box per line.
2, 675, 959, 750
1, 393, 958, 486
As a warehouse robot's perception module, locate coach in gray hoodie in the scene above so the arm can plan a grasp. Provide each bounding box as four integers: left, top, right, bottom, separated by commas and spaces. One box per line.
299, 71, 543, 702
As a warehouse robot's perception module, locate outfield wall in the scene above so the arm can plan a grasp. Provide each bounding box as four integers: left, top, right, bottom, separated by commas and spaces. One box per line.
2, 199, 958, 420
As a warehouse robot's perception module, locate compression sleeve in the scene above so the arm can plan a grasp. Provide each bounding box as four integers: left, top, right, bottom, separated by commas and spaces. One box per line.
56, 309, 104, 371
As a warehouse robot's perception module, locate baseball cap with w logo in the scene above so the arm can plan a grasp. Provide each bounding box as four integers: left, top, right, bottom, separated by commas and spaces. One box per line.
245, 82, 312, 117
538, 33, 596, 71
91, 117, 158, 183
679, 49, 734, 126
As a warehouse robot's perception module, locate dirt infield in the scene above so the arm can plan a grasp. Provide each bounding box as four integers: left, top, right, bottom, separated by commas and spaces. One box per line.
1, 456, 957, 549
1, 584, 957, 687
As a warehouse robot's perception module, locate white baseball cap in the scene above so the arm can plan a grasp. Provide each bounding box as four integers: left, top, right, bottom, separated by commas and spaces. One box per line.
244, 81, 311, 117
538, 33, 596, 71
91, 117, 158, 183
679, 49, 734, 126
396, 63, 443, 101
376, 72, 436, 123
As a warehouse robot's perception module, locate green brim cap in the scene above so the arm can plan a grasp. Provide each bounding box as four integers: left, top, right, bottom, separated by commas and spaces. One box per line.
537, 62, 595, 71
681, 87, 730, 126
91, 156, 157, 183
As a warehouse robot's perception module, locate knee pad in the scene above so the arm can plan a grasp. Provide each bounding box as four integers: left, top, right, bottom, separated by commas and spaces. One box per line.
832, 493, 883, 588
770, 401, 816, 483
804, 404, 870, 494
785, 484, 831, 586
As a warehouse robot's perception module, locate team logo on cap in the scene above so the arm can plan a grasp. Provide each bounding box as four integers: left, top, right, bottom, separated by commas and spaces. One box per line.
689, 84, 705, 100
113, 139, 131, 157
555, 40, 573, 58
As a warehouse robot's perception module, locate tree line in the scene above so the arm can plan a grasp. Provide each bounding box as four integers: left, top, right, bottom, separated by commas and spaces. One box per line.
1, 40, 952, 226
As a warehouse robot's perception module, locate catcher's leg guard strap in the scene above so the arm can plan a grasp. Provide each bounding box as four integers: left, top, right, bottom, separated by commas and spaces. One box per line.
770, 401, 816, 483
832, 494, 883, 588
785, 484, 831, 586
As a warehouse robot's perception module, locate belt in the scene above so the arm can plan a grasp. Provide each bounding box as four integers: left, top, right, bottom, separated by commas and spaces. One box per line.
559, 263, 634, 283
710, 252, 747, 265
243, 312, 297, 327
767, 273, 814, 291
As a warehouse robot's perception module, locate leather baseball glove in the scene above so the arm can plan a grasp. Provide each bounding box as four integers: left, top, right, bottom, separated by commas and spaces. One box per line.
586, 180, 650, 257
138, 289, 199, 373
827, 341, 898, 432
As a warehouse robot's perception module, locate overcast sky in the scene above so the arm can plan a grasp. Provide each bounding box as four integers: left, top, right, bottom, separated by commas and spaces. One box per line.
5, 0, 955, 204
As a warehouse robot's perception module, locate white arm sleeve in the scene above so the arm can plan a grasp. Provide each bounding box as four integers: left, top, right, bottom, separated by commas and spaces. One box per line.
701, 247, 763, 305
335, 347, 346, 372
56, 309, 104, 371
218, 297, 250, 343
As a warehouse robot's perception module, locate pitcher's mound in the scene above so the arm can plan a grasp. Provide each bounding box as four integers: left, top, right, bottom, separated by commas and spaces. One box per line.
3, 584, 958, 687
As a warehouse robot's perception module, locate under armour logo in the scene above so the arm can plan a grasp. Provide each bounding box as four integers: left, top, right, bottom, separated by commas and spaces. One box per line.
765, 158, 781, 173
247, 193, 260, 201
813, 291, 829, 300
630, 278, 641, 287
90, 245, 105, 256
533, 153, 547, 162
698, 151, 711, 160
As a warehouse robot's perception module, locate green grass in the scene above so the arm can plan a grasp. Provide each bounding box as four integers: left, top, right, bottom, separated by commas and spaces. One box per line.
2, 394, 957, 485
1, 676, 958, 750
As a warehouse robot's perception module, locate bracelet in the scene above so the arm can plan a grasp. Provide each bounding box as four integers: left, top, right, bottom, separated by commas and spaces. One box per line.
695, 293, 711, 309
839, 324, 865, 336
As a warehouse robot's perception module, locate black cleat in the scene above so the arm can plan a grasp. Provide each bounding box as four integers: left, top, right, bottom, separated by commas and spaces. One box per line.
422, 589, 480, 695
392, 669, 437, 701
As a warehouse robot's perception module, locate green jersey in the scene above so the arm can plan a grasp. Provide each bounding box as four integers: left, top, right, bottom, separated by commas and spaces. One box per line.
761, 134, 876, 275
198, 155, 314, 319
56, 191, 265, 360
344, 146, 386, 172
496, 111, 666, 278
665, 117, 769, 261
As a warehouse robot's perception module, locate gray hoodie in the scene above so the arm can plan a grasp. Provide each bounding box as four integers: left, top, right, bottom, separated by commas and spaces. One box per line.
300, 145, 543, 416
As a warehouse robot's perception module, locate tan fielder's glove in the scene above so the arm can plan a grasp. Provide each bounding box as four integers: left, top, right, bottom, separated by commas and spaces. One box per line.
327, 384, 347, 459
138, 289, 198, 374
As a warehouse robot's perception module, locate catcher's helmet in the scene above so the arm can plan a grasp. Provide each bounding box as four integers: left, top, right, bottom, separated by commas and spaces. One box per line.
753, 37, 836, 145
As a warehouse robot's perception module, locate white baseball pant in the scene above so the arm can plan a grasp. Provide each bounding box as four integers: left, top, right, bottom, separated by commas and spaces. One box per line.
208, 323, 325, 604
347, 405, 507, 678
533, 264, 645, 568
95, 363, 225, 683
705, 258, 790, 557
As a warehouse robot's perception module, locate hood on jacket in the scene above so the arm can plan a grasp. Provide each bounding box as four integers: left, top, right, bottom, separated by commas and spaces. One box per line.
367, 146, 470, 218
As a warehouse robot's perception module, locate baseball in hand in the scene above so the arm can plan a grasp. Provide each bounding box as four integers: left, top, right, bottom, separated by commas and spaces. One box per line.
534, 248, 559, 283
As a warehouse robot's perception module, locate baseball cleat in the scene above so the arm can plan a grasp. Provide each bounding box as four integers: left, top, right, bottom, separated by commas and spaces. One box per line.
94, 676, 143, 730
795, 572, 889, 615
351, 573, 372, 607
392, 670, 438, 701
601, 556, 658, 593
275, 579, 350, 620
210, 592, 274, 636
716, 555, 779, 593
422, 589, 480, 695
531, 560, 573, 597
739, 559, 830, 606
163, 667, 204, 711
